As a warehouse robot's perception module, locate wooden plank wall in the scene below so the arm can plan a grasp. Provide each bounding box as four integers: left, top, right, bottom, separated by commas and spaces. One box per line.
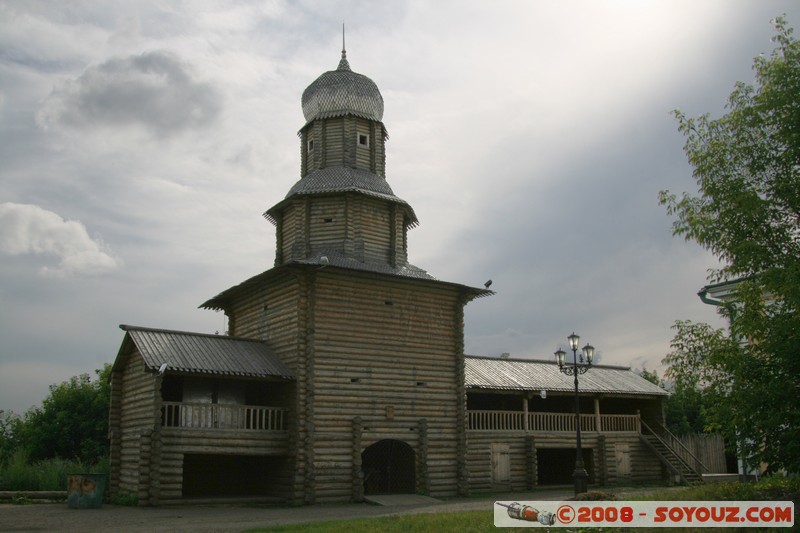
467, 433, 527, 492
676, 434, 727, 473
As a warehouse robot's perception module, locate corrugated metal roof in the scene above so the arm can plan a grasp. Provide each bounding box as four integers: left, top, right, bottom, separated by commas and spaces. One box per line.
465, 356, 667, 396
120, 325, 294, 380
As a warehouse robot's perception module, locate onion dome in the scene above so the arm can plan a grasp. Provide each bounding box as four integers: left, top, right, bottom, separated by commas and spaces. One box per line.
301, 49, 384, 124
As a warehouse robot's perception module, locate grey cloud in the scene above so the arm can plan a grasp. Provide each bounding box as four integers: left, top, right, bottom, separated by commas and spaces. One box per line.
38, 51, 221, 136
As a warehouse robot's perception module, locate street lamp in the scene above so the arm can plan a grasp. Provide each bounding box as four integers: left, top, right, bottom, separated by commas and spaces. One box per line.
554, 332, 594, 496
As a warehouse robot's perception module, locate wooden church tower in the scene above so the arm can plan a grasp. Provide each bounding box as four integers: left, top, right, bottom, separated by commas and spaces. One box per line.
200, 46, 490, 504
107, 43, 671, 507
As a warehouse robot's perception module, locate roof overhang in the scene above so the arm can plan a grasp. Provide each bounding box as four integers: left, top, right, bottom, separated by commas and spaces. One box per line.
113, 325, 294, 380
200, 263, 493, 313
464, 355, 668, 398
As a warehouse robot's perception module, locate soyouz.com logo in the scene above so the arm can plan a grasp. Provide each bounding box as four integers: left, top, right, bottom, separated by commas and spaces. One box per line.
493, 501, 795, 528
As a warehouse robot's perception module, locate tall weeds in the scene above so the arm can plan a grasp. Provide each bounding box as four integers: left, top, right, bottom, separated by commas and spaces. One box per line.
0, 448, 108, 491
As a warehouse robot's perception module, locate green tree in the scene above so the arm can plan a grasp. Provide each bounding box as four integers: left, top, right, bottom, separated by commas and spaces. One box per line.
0, 410, 22, 466
18, 365, 111, 463
660, 18, 800, 473
664, 385, 709, 437
637, 366, 710, 436
638, 367, 661, 387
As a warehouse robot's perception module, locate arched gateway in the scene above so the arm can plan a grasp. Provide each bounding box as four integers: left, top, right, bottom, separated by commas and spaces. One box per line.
361, 439, 415, 495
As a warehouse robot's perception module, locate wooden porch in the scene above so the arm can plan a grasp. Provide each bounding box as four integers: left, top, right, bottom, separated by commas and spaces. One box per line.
468, 410, 641, 433
161, 402, 289, 431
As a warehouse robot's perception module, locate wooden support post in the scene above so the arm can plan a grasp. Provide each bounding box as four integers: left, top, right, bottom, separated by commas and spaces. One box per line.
455, 296, 469, 497
352, 417, 363, 502
418, 419, 430, 495
597, 434, 607, 485
523, 396, 529, 432
304, 272, 316, 505
527, 436, 537, 489
594, 398, 601, 433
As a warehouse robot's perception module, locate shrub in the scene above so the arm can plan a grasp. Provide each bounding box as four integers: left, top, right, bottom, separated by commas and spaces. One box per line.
111, 492, 139, 506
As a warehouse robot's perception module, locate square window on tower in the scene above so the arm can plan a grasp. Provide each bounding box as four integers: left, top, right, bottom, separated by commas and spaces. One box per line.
357, 133, 369, 148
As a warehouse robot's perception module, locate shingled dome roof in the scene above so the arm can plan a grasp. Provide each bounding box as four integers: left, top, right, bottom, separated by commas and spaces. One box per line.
301, 51, 384, 124
264, 167, 419, 227
286, 167, 395, 199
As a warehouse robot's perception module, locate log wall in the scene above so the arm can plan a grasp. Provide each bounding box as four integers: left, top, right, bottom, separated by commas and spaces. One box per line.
155, 429, 292, 504
275, 195, 408, 269
222, 264, 478, 503
323, 118, 344, 168
110, 337, 296, 505
308, 269, 465, 502
109, 351, 157, 502
279, 203, 298, 263
223, 269, 308, 503
108, 352, 123, 497
309, 196, 346, 251
466, 431, 664, 493
301, 116, 386, 177
353, 195, 389, 264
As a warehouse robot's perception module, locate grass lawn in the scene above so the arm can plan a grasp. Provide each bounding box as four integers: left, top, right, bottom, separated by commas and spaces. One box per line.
246, 510, 498, 533
244, 477, 798, 533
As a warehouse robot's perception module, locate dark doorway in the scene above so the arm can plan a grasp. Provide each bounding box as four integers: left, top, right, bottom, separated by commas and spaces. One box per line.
361, 439, 415, 495
536, 448, 594, 485
182, 454, 285, 497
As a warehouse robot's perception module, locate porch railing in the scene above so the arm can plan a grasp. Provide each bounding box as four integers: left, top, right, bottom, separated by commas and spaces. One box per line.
468, 410, 640, 433
161, 402, 288, 431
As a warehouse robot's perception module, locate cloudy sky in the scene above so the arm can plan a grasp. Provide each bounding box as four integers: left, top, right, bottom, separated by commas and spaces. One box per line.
2, 0, 798, 414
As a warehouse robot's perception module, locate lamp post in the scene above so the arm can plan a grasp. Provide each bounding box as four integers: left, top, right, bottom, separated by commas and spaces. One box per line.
554, 332, 594, 496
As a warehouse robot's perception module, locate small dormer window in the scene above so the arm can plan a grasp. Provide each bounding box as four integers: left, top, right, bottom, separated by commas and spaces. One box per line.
357, 133, 369, 148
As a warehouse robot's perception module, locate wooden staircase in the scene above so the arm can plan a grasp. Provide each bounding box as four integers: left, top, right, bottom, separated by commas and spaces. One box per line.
639, 421, 706, 486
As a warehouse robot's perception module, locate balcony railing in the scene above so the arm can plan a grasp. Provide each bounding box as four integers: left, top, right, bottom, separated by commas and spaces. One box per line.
468, 410, 640, 433
161, 402, 288, 431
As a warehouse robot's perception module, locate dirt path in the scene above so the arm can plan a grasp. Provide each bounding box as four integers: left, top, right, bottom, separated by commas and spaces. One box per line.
0, 486, 679, 532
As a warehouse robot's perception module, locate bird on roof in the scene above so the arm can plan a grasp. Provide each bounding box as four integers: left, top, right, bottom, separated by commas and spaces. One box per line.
484, 280, 492, 288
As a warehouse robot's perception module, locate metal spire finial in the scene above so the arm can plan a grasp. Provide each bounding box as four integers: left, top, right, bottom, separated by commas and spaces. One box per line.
337, 22, 351, 71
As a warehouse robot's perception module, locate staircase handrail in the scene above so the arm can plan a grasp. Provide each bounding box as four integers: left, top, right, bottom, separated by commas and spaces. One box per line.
651, 421, 710, 474
639, 419, 704, 478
